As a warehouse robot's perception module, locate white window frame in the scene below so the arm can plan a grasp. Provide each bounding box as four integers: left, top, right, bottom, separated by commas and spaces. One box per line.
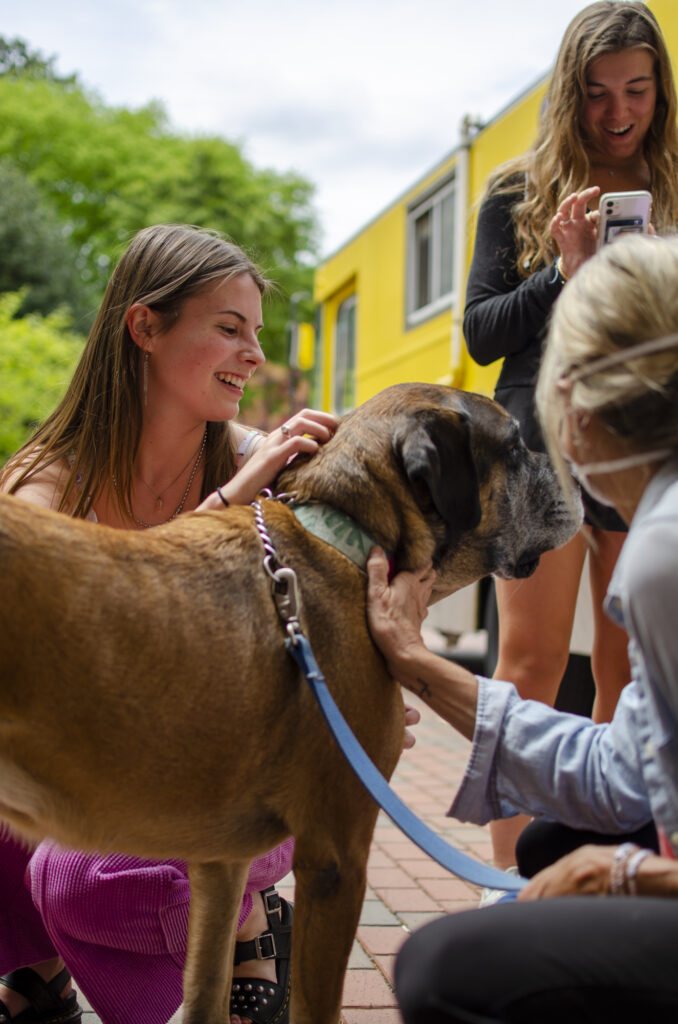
333, 293, 356, 415
406, 175, 456, 327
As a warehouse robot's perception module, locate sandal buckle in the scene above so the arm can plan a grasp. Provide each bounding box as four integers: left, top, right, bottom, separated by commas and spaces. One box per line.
263, 888, 282, 918
254, 931, 277, 960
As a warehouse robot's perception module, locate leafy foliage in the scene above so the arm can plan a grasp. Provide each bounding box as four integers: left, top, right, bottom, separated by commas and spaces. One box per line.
0, 63, 318, 359
0, 33, 319, 458
0, 293, 84, 462
0, 158, 96, 324
0, 36, 77, 83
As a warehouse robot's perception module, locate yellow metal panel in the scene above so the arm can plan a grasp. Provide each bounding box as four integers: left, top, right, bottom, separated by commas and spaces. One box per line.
315, 156, 459, 406
651, 0, 678, 42
296, 323, 315, 371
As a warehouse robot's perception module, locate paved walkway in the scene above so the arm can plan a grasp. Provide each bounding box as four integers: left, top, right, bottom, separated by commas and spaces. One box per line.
334, 692, 486, 1024
78, 692, 488, 1024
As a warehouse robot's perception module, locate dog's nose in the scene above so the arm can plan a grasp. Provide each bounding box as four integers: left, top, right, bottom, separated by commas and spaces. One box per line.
513, 553, 540, 578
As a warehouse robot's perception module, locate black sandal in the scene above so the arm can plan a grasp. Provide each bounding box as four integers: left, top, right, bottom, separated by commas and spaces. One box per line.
0, 967, 82, 1024
230, 886, 292, 1023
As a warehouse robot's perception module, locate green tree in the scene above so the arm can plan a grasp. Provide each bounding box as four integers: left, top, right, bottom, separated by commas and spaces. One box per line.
0, 159, 95, 323
0, 292, 84, 462
0, 58, 318, 360
0, 35, 76, 83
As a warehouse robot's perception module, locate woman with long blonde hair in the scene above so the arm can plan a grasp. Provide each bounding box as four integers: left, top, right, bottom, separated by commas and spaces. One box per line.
463, 0, 678, 880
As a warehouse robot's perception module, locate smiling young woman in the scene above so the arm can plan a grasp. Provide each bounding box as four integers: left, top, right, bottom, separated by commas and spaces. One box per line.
582, 47, 657, 182
463, 0, 678, 881
0, 223, 338, 1024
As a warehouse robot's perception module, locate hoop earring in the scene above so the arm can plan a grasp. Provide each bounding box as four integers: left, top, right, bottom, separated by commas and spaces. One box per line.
143, 350, 149, 407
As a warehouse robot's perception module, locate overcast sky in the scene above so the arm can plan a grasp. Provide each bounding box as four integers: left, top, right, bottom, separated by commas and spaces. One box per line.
2, 0, 594, 256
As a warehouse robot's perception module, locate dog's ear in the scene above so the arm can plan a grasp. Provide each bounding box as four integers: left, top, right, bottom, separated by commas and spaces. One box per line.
393, 410, 482, 540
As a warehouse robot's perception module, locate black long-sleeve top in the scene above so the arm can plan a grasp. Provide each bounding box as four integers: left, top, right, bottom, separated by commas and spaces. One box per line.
463, 187, 565, 395
463, 185, 626, 530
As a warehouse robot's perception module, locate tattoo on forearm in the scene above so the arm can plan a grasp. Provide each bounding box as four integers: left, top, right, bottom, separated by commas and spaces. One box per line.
415, 678, 431, 699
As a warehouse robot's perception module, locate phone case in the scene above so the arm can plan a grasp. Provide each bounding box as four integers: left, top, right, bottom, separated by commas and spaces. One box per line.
597, 191, 652, 248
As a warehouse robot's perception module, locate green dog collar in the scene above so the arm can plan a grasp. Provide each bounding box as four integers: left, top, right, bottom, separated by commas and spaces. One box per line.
290, 503, 379, 570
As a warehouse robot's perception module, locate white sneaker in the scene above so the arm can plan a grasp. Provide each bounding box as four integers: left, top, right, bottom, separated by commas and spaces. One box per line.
478, 865, 520, 908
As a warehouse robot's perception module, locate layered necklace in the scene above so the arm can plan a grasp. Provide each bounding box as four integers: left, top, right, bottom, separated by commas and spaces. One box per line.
121, 429, 208, 529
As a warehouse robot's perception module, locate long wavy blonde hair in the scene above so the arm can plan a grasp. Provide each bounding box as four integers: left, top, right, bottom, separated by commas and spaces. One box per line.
1, 224, 269, 518
489, 1, 678, 277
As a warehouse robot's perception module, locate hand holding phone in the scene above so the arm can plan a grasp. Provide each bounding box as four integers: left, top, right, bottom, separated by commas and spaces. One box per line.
597, 191, 652, 248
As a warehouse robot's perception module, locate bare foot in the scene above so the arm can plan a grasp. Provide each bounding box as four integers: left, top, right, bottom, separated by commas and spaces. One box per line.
230, 891, 278, 1024
0, 958, 72, 1018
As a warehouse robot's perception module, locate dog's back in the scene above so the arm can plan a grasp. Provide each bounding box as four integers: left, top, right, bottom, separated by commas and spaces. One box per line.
0, 494, 402, 858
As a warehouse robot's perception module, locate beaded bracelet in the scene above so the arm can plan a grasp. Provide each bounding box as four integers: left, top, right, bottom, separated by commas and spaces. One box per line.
609, 842, 639, 895
624, 848, 654, 896
216, 486, 230, 508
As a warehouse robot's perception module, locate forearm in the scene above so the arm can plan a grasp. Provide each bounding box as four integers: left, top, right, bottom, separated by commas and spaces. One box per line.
386, 643, 478, 742
636, 855, 678, 897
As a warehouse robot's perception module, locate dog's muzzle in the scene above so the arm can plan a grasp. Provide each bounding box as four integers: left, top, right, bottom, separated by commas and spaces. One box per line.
493, 549, 542, 581
512, 551, 541, 579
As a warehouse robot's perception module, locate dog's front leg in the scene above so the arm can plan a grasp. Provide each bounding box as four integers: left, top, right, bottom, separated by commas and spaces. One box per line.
291, 819, 377, 1024
183, 859, 249, 1024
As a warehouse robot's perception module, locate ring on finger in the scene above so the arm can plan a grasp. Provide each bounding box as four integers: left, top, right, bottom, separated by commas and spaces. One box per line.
280, 423, 291, 439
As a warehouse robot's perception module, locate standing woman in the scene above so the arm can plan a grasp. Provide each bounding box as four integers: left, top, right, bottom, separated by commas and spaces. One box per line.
463, 0, 678, 874
0, 223, 337, 1024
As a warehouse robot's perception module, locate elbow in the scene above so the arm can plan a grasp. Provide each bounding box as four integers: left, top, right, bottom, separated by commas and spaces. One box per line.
463, 312, 494, 367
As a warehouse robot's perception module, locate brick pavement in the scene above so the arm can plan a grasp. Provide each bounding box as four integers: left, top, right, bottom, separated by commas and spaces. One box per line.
78, 692, 488, 1024
335, 692, 487, 1024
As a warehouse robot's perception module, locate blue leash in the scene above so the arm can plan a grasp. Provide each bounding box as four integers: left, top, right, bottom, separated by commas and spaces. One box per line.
253, 497, 524, 893
285, 633, 524, 892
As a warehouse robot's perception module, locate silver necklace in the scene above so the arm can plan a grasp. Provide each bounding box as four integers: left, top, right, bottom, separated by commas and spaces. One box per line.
135, 442, 203, 510
118, 430, 207, 529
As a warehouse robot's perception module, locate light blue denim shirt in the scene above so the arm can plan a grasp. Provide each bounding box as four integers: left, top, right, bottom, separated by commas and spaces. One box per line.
450, 458, 678, 856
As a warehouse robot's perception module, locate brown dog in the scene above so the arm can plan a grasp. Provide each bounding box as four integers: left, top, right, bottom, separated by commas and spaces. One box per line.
0, 383, 579, 1023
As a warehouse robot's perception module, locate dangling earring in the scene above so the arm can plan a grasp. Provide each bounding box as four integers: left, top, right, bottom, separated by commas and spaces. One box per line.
143, 350, 149, 408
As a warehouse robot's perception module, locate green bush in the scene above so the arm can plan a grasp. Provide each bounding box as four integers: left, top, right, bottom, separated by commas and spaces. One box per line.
0, 292, 84, 463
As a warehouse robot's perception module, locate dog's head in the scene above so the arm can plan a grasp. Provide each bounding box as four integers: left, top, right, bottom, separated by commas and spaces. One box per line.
275, 383, 581, 600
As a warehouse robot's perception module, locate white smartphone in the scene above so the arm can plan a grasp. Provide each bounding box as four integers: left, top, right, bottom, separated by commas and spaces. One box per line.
597, 190, 652, 248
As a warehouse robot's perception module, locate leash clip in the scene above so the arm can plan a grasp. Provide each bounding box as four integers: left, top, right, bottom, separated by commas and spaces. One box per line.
270, 566, 301, 632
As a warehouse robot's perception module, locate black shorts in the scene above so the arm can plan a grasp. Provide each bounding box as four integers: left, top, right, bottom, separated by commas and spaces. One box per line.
494, 384, 627, 533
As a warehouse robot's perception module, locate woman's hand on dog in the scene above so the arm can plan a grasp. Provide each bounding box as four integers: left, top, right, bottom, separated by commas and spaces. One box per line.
366, 547, 436, 689
199, 409, 338, 510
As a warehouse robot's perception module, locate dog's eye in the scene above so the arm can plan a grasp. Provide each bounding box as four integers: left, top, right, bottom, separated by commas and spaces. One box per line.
506, 438, 524, 466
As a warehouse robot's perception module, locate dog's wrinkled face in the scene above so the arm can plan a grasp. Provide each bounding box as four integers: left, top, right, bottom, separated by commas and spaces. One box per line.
276, 383, 582, 601
429, 389, 581, 599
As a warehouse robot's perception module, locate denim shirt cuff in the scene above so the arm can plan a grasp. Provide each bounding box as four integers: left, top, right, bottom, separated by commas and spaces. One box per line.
448, 676, 516, 825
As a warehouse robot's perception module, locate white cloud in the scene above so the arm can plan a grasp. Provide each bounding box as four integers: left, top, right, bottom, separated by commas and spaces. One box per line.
2, 0, 593, 253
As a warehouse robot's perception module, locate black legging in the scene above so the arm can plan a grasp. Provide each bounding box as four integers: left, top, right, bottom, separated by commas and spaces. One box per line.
396, 822, 673, 1024
516, 818, 659, 877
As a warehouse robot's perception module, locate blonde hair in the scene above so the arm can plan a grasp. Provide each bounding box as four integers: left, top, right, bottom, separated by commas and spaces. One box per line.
489, 1, 678, 276
537, 233, 678, 488
1, 224, 269, 518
